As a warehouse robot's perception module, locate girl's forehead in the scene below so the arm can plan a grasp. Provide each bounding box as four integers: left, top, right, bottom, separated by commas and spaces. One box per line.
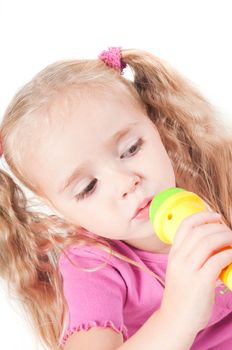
48, 86, 146, 136
49, 100, 149, 163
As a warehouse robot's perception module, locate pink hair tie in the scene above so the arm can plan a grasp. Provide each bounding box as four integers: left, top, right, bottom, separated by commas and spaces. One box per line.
99, 47, 127, 73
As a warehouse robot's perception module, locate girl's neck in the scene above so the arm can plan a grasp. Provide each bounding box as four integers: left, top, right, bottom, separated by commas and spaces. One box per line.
123, 235, 171, 254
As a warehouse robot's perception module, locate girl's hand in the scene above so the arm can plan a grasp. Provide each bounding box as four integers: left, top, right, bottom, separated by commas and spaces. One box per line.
160, 211, 232, 334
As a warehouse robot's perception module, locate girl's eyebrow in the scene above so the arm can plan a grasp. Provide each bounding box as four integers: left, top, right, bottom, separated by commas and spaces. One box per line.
58, 121, 140, 194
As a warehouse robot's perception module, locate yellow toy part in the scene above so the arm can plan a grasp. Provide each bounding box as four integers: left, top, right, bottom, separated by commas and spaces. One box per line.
220, 260, 232, 290
149, 187, 208, 244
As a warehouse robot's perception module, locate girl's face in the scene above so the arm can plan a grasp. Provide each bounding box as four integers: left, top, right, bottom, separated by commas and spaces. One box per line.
25, 86, 176, 251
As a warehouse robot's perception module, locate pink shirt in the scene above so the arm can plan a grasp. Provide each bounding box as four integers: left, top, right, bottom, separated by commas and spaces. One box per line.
58, 238, 232, 349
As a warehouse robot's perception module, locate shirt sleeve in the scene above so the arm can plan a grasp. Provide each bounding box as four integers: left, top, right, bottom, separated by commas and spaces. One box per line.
58, 245, 129, 346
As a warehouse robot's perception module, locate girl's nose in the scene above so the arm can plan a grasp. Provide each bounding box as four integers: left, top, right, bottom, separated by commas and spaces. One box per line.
120, 174, 141, 198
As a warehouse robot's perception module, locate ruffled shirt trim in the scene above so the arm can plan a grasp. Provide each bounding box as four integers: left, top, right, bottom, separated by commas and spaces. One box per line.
61, 320, 129, 346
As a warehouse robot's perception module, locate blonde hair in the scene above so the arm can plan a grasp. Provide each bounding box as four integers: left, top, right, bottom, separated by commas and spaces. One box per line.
0, 48, 231, 349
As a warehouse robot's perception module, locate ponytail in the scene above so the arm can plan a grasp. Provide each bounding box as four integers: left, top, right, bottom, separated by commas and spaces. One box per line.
0, 168, 77, 349
121, 49, 216, 126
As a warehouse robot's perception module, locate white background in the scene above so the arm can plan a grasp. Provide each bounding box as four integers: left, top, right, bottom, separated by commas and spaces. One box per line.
0, 0, 231, 349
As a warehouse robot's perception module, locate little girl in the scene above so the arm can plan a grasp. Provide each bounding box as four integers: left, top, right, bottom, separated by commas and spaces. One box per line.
0, 47, 232, 350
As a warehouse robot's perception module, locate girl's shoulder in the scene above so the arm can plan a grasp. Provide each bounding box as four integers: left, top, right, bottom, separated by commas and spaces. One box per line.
58, 239, 133, 277
58, 237, 168, 290
58, 238, 168, 271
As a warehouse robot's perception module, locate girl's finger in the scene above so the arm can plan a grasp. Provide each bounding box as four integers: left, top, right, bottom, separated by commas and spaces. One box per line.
178, 223, 230, 257
187, 230, 232, 270
172, 211, 221, 249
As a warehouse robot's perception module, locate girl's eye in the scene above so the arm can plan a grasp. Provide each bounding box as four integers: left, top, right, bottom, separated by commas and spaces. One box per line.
120, 137, 144, 159
75, 178, 97, 201
75, 138, 144, 201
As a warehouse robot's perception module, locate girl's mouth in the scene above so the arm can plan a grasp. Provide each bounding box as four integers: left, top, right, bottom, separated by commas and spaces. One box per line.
133, 200, 152, 220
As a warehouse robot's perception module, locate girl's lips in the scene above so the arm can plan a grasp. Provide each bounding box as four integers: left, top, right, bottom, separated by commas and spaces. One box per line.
133, 200, 152, 220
